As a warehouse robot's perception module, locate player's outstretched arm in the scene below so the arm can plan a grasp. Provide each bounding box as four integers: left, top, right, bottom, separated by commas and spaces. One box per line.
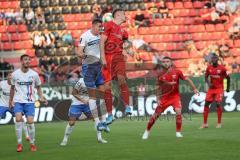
36, 86, 48, 105
226, 75, 230, 92
72, 88, 89, 105
100, 34, 107, 67
9, 85, 15, 109
77, 45, 85, 59
185, 78, 199, 95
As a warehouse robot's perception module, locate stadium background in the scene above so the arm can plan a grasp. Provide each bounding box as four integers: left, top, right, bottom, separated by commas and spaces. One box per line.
0, 0, 240, 124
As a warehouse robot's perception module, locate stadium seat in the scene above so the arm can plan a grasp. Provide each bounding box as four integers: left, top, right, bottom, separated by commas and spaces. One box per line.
45, 15, 55, 23
184, 1, 193, 9
171, 51, 189, 59
81, 5, 91, 13
98, 0, 107, 4
55, 15, 64, 23
173, 18, 185, 25
138, 3, 146, 10
40, 0, 49, 7
182, 34, 192, 41
172, 34, 183, 42
69, 0, 78, 6
205, 24, 215, 32
18, 25, 28, 32
166, 2, 174, 9
59, 0, 68, 6
20, 0, 29, 8
78, 0, 88, 5
188, 25, 205, 33
0, 26, 7, 33
22, 41, 33, 49
178, 26, 188, 33
49, 0, 58, 6
193, 1, 203, 9
231, 48, 240, 56
168, 26, 178, 34
7, 25, 17, 33
161, 34, 172, 42
174, 60, 188, 68
174, 2, 184, 9
11, 33, 20, 41
10, 1, 20, 9
1, 33, 10, 42
234, 40, 240, 47
72, 6, 81, 14
35, 49, 45, 57
29, 58, 39, 67
52, 7, 62, 15
215, 24, 225, 32
62, 6, 71, 14
45, 48, 56, 56
26, 49, 36, 57
13, 41, 22, 50
3, 42, 13, 51
19, 32, 30, 41
58, 23, 67, 30
48, 23, 58, 31
38, 23, 47, 31
0, 2, 10, 9
30, 0, 39, 8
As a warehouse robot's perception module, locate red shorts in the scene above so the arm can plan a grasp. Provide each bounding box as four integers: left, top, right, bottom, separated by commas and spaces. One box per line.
205, 88, 224, 103
102, 54, 126, 82
155, 96, 182, 114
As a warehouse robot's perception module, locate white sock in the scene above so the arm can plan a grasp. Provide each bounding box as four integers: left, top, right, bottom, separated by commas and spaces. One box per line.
15, 122, 23, 144
22, 122, 29, 138
63, 124, 74, 141
28, 123, 35, 144
96, 130, 102, 141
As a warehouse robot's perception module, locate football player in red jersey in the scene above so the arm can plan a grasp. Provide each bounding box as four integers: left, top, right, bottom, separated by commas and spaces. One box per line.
201, 53, 230, 129
142, 57, 199, 139
100, 9, 132, 124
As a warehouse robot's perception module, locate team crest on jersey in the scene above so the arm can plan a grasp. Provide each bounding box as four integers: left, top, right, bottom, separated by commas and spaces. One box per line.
217, 70, 221, 74
172, 75, 177, 79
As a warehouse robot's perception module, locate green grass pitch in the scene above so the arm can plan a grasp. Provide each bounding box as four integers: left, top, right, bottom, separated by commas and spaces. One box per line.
0, 112, 240, 160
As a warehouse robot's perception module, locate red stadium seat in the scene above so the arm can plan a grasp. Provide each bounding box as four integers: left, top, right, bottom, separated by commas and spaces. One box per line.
13, 41, 22, 50
205, 24, 215, 32
178, 26, 188, 33
174, 2, 184, 9
230, 48, 240, 56
166, 2, 174, 9
193, 1, 203, 9
0, 2, 10, 9
161, 34, 172, 42
22, 41, 33, 49
10, 1, 19, 9
19, 32, 30, 41
3, 42, 12, 51
168, 26, 178, 34
11, 33, 20, 41
18, 25, 27, 32
29, 58, 38, 67
182, 34, 192, 41
1, 33, 10, 42
26, 49, 36, 57
215, 24, 225, 32
63, 15, 75, 22
188, 25, 205, 33
179, 9, 190, 17
234, 40, 240, 47
173, 18, 185, 25
7, 25, 17, 33
0, 26, 7, 33
171, 51, 189, 59
66, 22, 78, 30
184, 1, 193, 9
174, 60, 188, 68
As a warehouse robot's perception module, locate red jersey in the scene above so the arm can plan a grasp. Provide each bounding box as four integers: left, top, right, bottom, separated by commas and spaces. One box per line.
102, 21, 128, 55
158, 68, 186, 98
205, 64, 228, 89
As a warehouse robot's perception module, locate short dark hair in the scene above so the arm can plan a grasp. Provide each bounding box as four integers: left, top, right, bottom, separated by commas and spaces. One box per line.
92, 18, 102, 25
112, 8, 123, 18
20, 54, 30, 61
162, 56, 172, 60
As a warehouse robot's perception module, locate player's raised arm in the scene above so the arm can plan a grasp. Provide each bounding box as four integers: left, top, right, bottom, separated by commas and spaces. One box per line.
185, 77, 199, 95
100, 33, 107, 67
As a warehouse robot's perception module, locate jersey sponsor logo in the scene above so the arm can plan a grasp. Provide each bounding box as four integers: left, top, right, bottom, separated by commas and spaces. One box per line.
17, 82, 33, 85
105, 42, 118, 52
217, 69, 221, 74
87, 39, 100, 46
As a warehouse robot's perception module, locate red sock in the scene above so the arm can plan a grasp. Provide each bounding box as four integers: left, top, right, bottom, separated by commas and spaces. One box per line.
120, 83, 129, 107
176, 115, 182, 132
217, 107, 222, 124
203, 106, 209, 124
147, 116, 157, 131
104, 89, 113, 115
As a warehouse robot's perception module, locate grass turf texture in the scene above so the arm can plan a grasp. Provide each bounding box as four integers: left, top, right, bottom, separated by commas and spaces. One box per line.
0, 112, 240, 160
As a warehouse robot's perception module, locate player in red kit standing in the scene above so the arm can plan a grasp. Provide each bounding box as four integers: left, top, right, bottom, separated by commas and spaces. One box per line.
100, 9, 132, 124
142, 57, 199, 139
201, 54, 230, 129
